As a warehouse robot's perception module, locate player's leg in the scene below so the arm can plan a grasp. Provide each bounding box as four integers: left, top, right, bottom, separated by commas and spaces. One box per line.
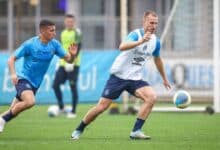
67, 83, 78, 118
0, 98, 19, 132
71, 74, 124, 140
84, 98, 112, 124
9, 90, 36, 114
0, 79, 37, 132
52, 67, 67, 111
0, 98, 20, 117
135, 86, 156, 120
71, 97, 112, 139
67, 66, 79, 118
127, 81, 156, 139
0, 91, 36, 132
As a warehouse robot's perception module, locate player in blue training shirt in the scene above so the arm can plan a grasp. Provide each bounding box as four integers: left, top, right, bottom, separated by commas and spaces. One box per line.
0, 20, 78, 133
71, 11, 171, 140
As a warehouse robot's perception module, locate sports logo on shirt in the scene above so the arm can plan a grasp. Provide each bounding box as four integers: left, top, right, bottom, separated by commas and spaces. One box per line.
104, 89, 110, 96
132, 57, 145, 66
25, 83, 31, 89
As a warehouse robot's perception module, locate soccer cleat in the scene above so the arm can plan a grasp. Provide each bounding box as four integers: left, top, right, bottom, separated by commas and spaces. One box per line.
59, 109, 65, 114
0, 117, 6, 133
71, 130, 82, 140
67, 113, 77, 118
130, 130, 151, 140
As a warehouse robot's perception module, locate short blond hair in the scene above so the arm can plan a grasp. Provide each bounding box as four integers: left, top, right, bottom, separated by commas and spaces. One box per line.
143, 11, 158, 21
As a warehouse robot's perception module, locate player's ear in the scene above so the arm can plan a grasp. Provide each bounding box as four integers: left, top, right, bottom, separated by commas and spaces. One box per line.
39, 28, 43, 34
39, 26, 46, 34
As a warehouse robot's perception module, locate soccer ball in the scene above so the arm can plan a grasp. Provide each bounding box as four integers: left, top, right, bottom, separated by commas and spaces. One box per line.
47, 105, 59, 117
173, 90, 191, 109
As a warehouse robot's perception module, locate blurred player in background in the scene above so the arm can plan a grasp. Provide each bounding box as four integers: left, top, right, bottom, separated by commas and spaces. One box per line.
0, 20, 78, 133
52, 14, 82, 118
71, 11, 171, 140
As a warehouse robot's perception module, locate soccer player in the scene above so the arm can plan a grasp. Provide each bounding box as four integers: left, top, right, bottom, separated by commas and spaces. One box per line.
0, 20, 78, 133
71, 11, 171, 140
52, 14, 82, 118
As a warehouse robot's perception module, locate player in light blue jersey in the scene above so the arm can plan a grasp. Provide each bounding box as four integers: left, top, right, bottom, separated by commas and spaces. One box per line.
71, 11, 171, 140
0, 20, 78, 133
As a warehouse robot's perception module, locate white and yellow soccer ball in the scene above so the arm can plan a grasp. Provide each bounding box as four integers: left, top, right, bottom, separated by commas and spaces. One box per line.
47, 105, 59, 117
173, 90, 191, 109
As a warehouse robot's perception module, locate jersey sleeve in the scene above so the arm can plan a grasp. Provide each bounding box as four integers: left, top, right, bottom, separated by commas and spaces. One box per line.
125, 31, 139, 42
54, 40, 67, 58
14, 41, 30, 59
152, 38, 161, 57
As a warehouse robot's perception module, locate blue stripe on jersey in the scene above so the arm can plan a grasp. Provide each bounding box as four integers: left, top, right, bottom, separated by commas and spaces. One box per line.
152, 38, 161, 57
139, 28, 144, 36
125, 28, 144, 42
125, 28, 160, 57
125, 31, 139, 41
14, 36, 67, 88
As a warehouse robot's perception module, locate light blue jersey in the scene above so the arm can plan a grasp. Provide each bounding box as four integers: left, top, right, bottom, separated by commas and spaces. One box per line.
14, 36, 67, 88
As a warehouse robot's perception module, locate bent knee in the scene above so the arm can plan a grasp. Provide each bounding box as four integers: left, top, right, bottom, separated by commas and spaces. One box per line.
26, 100, 35, 108
144, 93, 157, 105
151, 93, 157, 102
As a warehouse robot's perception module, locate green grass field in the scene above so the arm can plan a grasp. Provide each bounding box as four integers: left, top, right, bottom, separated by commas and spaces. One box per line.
0, 104, 220, 150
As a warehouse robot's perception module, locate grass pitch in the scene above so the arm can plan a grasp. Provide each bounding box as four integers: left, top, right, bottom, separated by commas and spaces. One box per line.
0, 104, 220, 150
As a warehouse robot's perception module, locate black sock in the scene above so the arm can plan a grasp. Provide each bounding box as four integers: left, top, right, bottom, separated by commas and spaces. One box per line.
76, 121, 87, 132
132, 118, 145, 132
2, 110, 15, 122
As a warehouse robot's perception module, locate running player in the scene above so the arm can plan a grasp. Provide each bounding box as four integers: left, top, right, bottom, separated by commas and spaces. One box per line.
71, 11, 171, 140
0, 19, 78, 133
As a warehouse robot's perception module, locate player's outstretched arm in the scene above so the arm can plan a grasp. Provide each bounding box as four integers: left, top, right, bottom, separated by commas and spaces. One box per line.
154, 56, 171, 90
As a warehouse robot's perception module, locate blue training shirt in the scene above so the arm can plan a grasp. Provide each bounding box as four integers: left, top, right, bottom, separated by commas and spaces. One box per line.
14, 36, 67, 88
125, 28, 161, 57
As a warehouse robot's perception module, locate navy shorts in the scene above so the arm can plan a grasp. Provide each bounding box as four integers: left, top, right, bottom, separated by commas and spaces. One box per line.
15, 79, 38, 101
101, 74, 150, 100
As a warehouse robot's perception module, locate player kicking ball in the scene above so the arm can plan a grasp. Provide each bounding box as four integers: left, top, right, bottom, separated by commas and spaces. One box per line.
71, 10, 171, 140
0, 19, 78, 133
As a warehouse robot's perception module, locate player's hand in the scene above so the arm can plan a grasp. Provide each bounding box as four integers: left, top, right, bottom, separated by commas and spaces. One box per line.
142, 31, 152, 42
163, 79, 172, 90
68, 43, 78, 56
11, 74, 18, 85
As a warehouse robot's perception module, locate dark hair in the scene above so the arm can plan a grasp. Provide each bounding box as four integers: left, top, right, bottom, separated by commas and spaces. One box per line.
39, 20, 55, 29
65, 14, 75, 19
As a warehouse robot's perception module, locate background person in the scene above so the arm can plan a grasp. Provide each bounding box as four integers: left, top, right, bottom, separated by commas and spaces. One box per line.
52, 14, 82, 118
